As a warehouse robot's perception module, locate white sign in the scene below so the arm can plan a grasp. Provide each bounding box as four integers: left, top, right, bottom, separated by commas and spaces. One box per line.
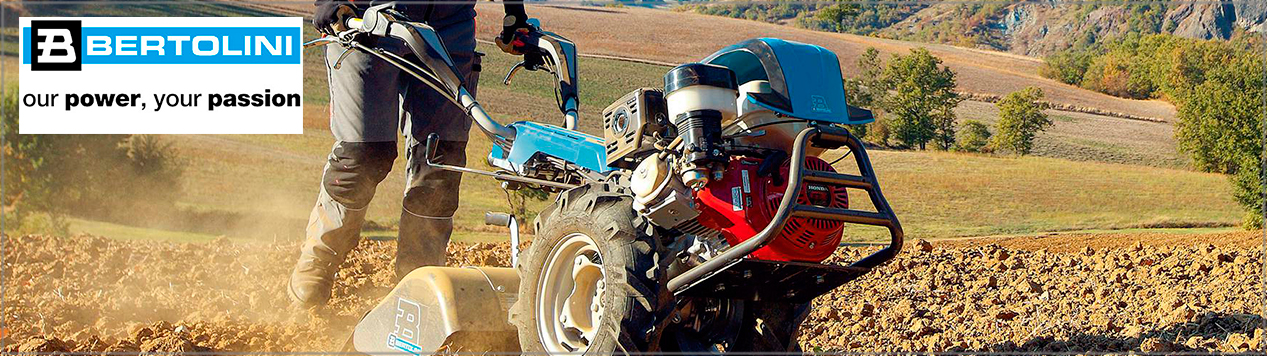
19, 17, 304, 134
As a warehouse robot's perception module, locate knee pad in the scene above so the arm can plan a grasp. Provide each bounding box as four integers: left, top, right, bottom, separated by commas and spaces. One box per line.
323, 141, 397, 210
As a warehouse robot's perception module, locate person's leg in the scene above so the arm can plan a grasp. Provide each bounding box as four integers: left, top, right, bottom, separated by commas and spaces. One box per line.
395, 139, 466, 278
394, 17, 479, 280
289, 40, 402, 307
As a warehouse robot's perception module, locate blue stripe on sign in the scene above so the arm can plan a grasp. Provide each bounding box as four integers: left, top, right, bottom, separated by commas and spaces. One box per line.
21, 27, 30, 64
22, 27, 302, 65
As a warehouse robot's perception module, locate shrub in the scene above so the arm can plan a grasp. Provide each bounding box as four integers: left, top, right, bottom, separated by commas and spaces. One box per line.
955, 120, 992, 153
1, 87, 186, 232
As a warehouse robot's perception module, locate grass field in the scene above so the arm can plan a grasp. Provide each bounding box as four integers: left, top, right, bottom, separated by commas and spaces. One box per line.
830, 149, 1239, 240
3, 1, 1245, 244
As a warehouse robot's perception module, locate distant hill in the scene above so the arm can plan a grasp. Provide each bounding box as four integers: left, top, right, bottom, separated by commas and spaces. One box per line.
686, 2, 1267, 56
473, 4, 1177, 121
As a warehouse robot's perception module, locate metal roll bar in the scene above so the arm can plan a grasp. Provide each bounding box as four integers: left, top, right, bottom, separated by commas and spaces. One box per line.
667, 124, 905, 293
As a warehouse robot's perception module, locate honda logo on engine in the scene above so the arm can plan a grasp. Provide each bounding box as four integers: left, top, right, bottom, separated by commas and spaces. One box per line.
30, 20, 82, 71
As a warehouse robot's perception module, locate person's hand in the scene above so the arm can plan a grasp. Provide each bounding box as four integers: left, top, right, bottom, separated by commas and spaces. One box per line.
495, 14, 535, 55
314, 2, 355, 35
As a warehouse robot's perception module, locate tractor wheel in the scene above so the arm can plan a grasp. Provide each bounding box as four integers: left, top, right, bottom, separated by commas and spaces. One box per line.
510, 182, 670, 354
727, 301, 811, 352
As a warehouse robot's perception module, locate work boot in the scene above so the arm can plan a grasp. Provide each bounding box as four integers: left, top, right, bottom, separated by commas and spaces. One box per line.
288, 257, 340, 307
288, 191, 367, 308
394, 210, 454, 281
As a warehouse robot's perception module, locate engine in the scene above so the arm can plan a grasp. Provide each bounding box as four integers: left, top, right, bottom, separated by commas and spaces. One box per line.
693, 157, 847, 262
608, 62, 848, 263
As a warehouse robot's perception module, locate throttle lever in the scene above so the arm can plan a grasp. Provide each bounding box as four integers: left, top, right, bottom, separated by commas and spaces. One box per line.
502, 61, 526, 85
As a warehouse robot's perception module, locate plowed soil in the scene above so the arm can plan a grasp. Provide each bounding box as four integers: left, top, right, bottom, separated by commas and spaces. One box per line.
2, 230, 1262, 353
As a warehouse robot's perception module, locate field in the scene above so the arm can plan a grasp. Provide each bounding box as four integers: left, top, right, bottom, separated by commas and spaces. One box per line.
4, 230, 1263, 353
120, 37, 1250, 242
8, 25, 1241, 242
5, 1, 1238, 242
3, 2, 1260, 353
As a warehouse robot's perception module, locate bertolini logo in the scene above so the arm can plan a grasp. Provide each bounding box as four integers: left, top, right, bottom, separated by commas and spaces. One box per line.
30, 20, 82, 71
19, 17, 304, 134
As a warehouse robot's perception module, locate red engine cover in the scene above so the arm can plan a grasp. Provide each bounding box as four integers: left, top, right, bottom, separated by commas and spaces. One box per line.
694, 156, 847, 262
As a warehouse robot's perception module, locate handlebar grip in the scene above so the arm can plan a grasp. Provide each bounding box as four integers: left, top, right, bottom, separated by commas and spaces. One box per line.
485, 212, 513, 227
346, 17, 363, 30
425, 133, 439, 164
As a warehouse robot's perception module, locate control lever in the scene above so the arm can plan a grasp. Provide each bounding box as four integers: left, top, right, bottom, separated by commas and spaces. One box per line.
502, 61, 526, 85
331, 47, 355, 69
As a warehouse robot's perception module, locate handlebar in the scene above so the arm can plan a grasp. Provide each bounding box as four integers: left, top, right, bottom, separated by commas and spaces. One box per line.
303, 3, 581, 146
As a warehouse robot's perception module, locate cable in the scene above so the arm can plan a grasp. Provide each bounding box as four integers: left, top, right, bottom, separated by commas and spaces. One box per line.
829, 149, 853, 166
722, 119, 807, 139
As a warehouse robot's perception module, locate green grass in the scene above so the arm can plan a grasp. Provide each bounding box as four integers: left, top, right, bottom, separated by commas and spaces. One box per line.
828, 149, 1241, 240
68, 218, 226, 243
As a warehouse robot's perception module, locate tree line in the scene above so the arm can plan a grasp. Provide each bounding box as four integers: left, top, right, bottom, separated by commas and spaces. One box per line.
845, 47, 1052, 155
1043, 34, 1265, 227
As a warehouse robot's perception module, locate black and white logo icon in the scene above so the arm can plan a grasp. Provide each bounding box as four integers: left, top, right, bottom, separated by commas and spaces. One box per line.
30, 20, 82, 71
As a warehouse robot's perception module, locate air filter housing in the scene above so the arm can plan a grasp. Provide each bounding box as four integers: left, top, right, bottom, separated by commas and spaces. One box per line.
663, 63, 738, 125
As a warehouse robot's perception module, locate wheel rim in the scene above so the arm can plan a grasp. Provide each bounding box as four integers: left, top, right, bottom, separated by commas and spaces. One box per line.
537, 233, 606, 353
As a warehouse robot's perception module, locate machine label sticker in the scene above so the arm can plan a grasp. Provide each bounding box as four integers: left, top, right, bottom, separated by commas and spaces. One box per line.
731, 187, 743, 211
386, 297, 424, 355
741, 170, 751, 193
18, 17, 303, 134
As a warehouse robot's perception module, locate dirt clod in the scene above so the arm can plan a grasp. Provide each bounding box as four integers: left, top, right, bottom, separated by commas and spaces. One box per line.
917, 239, 934, 252
19, 337, 70, 353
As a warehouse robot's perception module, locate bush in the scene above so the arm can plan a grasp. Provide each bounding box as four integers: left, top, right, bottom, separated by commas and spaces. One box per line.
955, 120, 992, 153
1, 88, 186, 231
1039, 49, 1095, 85
867, 118, 891, 146
991, 87, 1051, 155
12, 211, 70, 236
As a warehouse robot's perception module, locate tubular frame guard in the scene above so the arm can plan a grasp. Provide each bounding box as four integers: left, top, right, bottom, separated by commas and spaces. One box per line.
666, 124, 905, 294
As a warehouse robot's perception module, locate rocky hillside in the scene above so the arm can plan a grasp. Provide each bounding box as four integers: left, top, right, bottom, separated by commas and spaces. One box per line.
689, 1, 1267, 56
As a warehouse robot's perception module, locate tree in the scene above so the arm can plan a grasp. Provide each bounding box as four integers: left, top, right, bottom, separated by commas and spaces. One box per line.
955, 120, 992, 152
505, 187, 549, 232
931, 105, 958, 150
814, 3, 860, 33
878, 48, 961, 150
844, 47, 885, 141
1173, 53, 1263, 228
991, 87, 1052, 155
1040, 49, 1095, 85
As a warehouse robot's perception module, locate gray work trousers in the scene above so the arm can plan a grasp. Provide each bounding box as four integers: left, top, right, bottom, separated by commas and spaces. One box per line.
303, 16, 479, 281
